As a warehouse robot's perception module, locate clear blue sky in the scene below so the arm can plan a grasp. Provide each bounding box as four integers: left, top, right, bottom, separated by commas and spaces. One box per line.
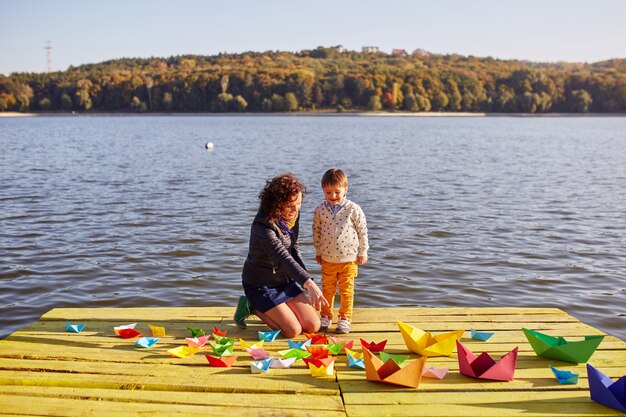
1, 0, 625, 75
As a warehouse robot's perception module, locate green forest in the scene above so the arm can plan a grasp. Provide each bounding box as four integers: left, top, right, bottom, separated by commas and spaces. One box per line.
1, 47, 625, 114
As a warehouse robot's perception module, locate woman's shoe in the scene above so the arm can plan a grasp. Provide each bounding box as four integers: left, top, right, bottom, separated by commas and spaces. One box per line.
234, 295, 253, 329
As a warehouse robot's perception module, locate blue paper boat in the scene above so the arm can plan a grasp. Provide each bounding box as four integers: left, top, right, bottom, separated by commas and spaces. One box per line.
549, 364, 578, 385
347, 354, 365, 370
288, 338, 312, 350
587, 364, 626, 412
258, 329, 281, 342
135, 337, 159, 348
65, 321, 86, 333
251, 358, 274, 373
470, 328, 494, 341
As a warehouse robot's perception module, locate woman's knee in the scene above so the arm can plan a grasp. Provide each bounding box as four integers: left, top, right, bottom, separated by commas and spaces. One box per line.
300, 315, 321, 334
280, 322, 302, 339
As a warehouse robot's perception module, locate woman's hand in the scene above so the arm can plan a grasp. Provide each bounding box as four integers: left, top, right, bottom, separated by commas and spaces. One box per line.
303, 279, 329, 310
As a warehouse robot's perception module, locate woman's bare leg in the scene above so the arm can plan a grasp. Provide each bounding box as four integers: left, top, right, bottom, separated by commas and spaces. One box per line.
256, 294, 321, 338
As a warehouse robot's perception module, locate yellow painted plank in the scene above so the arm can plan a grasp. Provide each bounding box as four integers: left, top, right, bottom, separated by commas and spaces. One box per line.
0, 393, 347, 417
344, 403, 622, 417
0, 369, 338, 395
0, 385, 345, 410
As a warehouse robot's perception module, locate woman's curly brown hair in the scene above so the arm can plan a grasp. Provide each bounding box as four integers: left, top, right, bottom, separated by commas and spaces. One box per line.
259, 173, 305, 222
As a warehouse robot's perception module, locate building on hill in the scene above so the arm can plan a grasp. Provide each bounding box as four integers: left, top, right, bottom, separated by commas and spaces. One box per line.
392, 49, 408, 56
362, 46, 379, 53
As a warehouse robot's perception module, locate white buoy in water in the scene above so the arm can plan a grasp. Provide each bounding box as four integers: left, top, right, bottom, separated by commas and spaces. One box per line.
205, 141, 214, 151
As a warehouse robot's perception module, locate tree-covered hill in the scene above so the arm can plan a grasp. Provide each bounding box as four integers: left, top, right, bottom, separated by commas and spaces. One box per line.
1, 47, 625, 113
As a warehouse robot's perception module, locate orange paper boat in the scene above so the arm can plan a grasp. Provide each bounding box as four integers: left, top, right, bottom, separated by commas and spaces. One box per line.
362, 347, 426, 388
303, 333, 328, 345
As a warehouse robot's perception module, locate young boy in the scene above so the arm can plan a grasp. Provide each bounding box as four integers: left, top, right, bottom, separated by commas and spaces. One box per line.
313, 168, 369, 334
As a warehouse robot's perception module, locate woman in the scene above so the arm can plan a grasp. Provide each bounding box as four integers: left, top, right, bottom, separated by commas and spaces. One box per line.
233, 173, 327, 338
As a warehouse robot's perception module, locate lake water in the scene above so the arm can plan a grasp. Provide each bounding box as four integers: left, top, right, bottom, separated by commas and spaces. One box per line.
1, 115, 624, 341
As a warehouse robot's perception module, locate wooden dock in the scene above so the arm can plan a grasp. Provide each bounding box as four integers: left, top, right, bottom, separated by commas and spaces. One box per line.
0, 307, 624, 416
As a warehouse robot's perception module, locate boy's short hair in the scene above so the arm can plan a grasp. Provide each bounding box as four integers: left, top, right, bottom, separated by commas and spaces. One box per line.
321, 168, 348, 188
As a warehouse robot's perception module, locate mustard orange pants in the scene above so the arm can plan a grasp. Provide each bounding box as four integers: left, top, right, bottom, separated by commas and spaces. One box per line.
320, 260, 358, 321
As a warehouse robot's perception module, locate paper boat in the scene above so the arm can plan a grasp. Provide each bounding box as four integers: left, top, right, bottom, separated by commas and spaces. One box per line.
471, 328, 494, 341
306, 345, 330, 359
167, 346, 199, 358
303, 333, 328, 345
360, 338, 387, 352
397, 321, 464, 357
586, 363, 626, 412
380, 352, 409, 366
326, 342, 345, 355
346, 349, 365, 370
288, 339, 311, 350
362, 347, 426, 388
251, 358, 273, 373
270, 357, 296, 369
186, 327, 205, 337
457, 341, 517, 381
277, 348, 311, 360
148, 324, 166, 337
114, 323, 137, 334
205, 354, 237, 367
329, 336, 354, 350
258, 329, 281, 342
549, 364, 578, 385
65, 321, 85, 333
117, 328, 141, 338
422, 367, 448, 380
245, 347, 270, 360
523, 328, 604, 363
135, 337, 159, 348
306, 357, 336, 377
209, 343, 234, 357
185, 335, 210, 348
240, 338, 264, 350
213, 326, 227, 336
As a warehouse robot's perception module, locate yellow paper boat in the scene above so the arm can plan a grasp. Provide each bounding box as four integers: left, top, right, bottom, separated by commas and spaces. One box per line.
397, 321, 464, 357
307, 357, 335, 377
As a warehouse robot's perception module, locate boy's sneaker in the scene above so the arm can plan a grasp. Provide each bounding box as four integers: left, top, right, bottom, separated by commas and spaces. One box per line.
319, 316, 332, 332
335, 317, 351, 334
234, 295, 253, 329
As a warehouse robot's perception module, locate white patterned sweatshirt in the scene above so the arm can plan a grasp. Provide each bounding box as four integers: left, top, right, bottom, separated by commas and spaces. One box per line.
313, 199, 369, 263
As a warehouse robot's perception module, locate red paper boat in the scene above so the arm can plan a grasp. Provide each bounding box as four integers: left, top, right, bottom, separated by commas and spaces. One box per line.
457, 341, 518, 381
213, 326, 227, 337
303, 333, 328, 345
360, 338, 387, 352
303, 356, 335, 369
205, 354, 238, 367
117, 328, 141, 339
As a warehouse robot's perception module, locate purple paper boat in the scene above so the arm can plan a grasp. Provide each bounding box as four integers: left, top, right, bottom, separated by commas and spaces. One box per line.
587, 364, 626, 412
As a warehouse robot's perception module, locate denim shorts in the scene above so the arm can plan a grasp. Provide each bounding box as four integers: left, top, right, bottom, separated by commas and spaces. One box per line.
243, 279, 304, 313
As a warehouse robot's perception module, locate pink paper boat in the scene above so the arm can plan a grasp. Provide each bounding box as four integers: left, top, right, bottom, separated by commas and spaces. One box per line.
422, 367, 449, 379
457, 341, 518, 381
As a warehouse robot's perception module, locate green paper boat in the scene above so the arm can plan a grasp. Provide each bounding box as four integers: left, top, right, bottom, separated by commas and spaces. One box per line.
522, 328, 604, 363
380, 352, 409, 366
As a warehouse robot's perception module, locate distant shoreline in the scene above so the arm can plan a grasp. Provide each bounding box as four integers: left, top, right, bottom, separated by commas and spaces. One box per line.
1, 111, 625, 118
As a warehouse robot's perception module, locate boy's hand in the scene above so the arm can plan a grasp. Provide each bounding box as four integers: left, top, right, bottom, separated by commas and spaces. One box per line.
315, 255, 322, 264
356, 255, 368, 265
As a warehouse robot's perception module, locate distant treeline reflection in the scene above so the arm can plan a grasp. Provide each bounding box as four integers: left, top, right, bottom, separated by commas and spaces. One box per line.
1, 47, 625, 114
